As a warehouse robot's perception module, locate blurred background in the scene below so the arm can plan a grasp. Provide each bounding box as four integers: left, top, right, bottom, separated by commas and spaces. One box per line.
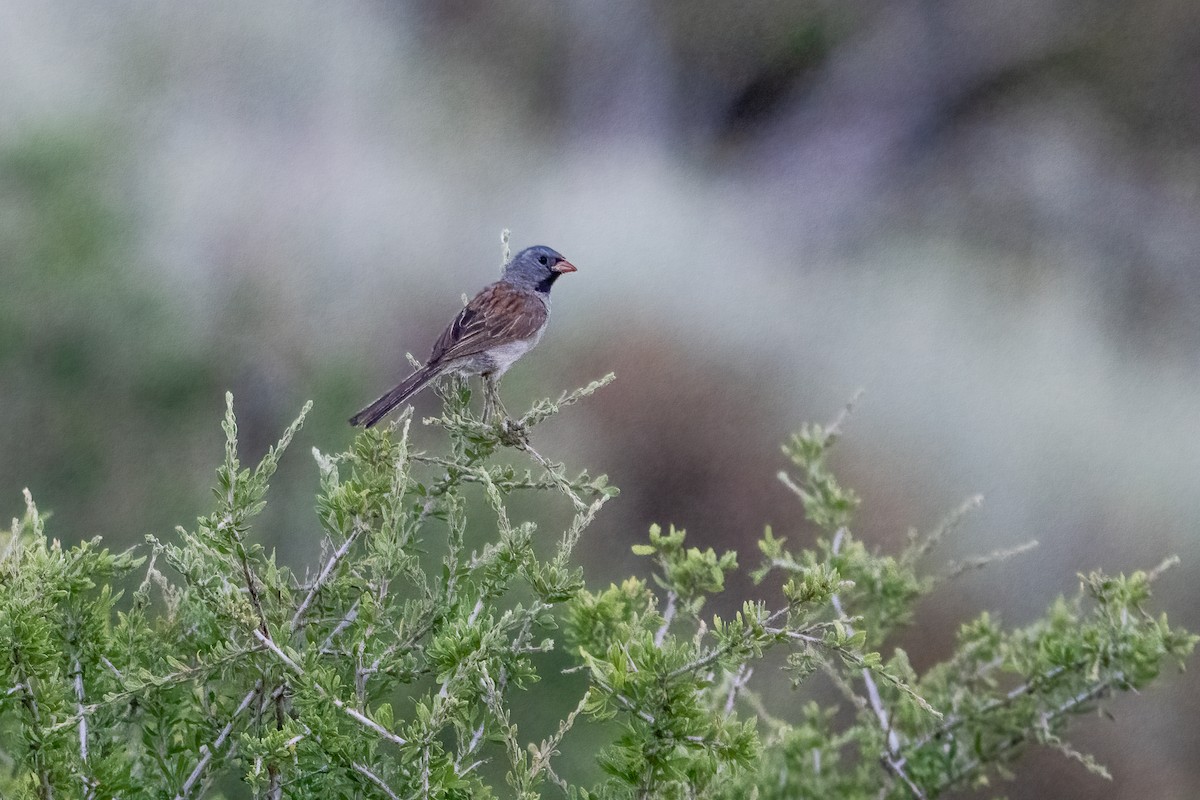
1, 1, 1198, 796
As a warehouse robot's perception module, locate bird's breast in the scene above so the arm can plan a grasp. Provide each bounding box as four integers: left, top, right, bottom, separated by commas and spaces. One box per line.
481, 331, 542, 375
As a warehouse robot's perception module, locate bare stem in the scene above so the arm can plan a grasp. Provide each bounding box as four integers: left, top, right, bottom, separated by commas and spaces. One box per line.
174, 682, 263, 800
253, 630, 407, 747
72, 659, 95, 800
654, 591, 677, 647
291, 517, 367, 632
354, 762, 401, 800
12, 647, 53, 800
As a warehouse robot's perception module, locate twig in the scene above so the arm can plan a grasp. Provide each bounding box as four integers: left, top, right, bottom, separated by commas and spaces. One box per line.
1145, 555, 1180, 583
99, 656, 125, 681
884, 754, 928, 799
533, 692, 592, 796
654, 591, 677, 647
666, 606, 791, 681
942, 540, 1039, 581
175, 682, 263, 800
722, 665, 753, 718
454, 722, 488, 777
906, 494, 984, 563
519, 442, 588, 513
934, 674, 1122, 790
499, 228, 511, 269
12, 647, 53, 800
291, 517, 367, 632
47, 647, 263, 733
551, 495, 611, 571
864, 668, 901, 754
901, 664, 1070, 758
72, 659, 95, 800
353, 762, 401, 800
253, 630, 407, 747
318, 600, 360, 653
226, 523, 283, 796
807, 389, 864, 451
829, 531, 922, 793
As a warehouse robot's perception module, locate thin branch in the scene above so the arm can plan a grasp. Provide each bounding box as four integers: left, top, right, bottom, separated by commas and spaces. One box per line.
722, 665, 753, 718
532, 692, 592, 796
864, 668, 901, 754
175, 682, 263, 800
1145, 555, 1180, 583
654, 591, 677, 647
941, 540, 1039, 581
12, 647, 53, 800
47, 647, 263, 734
666, 606, 791, 681
226, 525, 284, 797
99, 656, 125, 681
883, 754, 928, 799
291, 517, 367, 632
825, 389, 864, 443
519, 442, 588, 513
829, 531, 924, 794
901, 664, 1071, 759
253, 630, 407, 747
454, 722, 488, 778
905, 494, 984, 564
353, 762, 401, 800
933, 674, 1123, 791
318, 599, 360, 653
72, 659, 95, 800
552, 495, 614, 571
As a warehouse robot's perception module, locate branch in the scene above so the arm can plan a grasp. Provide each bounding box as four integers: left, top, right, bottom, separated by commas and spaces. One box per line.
72, 659, 95, 800
722, 665, 753, 718
901, 665, 1070, 758
318, 599, 360, 653
46, 647, 263, 733
253, 630, 407, 747
933, 674, 1124, 791
828, 530, 926, 796
353, 762, 401, 800
666, 606, 791, 681
174, 682, 263, 800
941, 540, 1039, 581
291, 516, 367, 632
518, 442, 588, 513
883, 754, 928, 800
552, 494, 612, 572
12, 647, 53, 800
654, 591, 677, 648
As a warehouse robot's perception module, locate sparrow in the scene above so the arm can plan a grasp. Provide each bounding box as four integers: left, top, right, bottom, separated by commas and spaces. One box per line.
349, 245, 578, 428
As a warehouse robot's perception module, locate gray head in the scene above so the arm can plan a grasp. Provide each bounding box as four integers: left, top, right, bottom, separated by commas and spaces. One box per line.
503, 245, 577, 294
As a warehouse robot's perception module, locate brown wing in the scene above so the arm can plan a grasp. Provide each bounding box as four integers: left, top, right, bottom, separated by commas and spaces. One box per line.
427, 282, 548, 366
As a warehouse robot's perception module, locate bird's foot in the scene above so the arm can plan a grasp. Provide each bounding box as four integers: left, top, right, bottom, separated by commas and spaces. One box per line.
496, 417, 529, 448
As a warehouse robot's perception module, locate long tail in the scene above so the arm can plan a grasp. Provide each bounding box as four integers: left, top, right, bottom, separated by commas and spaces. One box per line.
349, 365, 441, 428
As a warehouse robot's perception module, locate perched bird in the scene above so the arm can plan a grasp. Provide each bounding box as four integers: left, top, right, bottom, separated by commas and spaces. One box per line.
350, 245, 578, 428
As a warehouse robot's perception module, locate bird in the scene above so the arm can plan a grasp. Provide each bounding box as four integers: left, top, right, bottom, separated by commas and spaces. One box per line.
349, 245, 578, 428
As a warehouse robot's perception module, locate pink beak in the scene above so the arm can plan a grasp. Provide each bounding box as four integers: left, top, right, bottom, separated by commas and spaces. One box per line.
552, 258, 578, 274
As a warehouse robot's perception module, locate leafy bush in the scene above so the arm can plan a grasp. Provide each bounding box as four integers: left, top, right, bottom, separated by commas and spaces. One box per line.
0, 378, 1193, 799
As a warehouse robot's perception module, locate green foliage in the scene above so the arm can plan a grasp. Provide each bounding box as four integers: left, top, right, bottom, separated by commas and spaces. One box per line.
0, 381, 1193, 799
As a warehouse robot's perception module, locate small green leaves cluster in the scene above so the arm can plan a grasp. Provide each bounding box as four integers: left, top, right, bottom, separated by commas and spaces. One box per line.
564, 543, 764, 798
0, 383, 1193, 799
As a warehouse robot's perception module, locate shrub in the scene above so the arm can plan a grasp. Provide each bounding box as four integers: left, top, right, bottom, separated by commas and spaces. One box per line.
0, 377, 1193, 798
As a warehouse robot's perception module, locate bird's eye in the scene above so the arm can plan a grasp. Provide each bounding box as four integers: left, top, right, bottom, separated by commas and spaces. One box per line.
538, 255, 548, 266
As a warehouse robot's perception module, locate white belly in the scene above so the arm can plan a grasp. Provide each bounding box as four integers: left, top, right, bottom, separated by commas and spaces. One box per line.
452, 328, 544, 378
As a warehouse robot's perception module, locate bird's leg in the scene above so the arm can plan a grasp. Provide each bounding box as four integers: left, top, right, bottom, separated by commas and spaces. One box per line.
481, 374, 496, 423
482, 374, 508, 424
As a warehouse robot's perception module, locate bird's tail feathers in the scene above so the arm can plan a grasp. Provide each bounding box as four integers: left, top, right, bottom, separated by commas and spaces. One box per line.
349, 366, 440, 428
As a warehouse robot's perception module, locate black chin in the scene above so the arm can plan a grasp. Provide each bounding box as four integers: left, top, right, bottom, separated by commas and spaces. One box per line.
535, 271, 560, 294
